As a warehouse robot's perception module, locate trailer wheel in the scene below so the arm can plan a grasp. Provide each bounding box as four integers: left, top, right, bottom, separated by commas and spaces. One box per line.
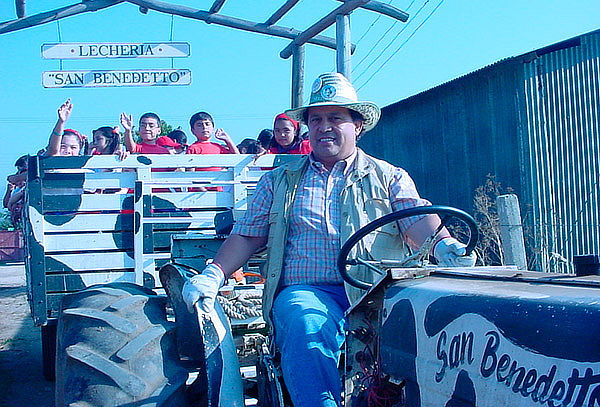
55, 283, 189, 407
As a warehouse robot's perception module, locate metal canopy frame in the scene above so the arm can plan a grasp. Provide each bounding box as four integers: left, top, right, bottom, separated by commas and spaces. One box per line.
4, 0, 408, 107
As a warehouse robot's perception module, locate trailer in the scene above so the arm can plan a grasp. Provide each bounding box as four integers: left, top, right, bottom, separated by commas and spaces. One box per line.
22, 152, 299, 380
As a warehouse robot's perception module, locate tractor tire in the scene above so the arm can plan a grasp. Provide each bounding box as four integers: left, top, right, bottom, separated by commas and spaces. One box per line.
55, 283, 189, 407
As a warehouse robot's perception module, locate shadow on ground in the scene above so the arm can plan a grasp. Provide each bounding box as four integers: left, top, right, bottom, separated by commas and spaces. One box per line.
0, 264, 54, 407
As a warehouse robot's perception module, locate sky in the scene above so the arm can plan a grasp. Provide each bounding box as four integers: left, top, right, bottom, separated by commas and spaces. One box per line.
1, 0, 600, 185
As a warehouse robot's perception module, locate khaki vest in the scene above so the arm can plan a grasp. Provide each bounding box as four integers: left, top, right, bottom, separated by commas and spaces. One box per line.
261, 149, 409, 327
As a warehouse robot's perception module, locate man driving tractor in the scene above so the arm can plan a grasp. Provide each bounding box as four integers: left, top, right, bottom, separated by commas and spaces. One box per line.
182, 72, 476, 406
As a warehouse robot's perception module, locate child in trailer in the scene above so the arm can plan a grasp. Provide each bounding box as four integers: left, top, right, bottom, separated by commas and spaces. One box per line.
186, 111, 239, 191
237, 138, 262, 154
89, 126, 123, 155
87, 126, 130, 194
120, 112, 170, 154
256, 128, 273, 154
45, 99, 87, 157
269, 112, 311, 154
186, 111, 239, 155
3, 155, 28, 227
157, 129, 188, 154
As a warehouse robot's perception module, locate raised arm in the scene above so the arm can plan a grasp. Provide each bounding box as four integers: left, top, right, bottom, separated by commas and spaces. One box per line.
214, 128, 240, 154
120, 113, 136, 153
46, 99, 72, 156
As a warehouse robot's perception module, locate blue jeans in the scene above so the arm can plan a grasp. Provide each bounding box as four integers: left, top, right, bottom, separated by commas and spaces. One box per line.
272, 285, 350, 407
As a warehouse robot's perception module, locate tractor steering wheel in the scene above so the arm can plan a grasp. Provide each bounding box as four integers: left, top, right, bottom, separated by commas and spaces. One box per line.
337, 205, 479, 290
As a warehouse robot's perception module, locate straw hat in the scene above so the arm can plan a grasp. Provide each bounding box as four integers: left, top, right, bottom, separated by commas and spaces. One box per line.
285, 72, 381, 132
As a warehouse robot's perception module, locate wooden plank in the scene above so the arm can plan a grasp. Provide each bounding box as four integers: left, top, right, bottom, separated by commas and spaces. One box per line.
264, 0, 301, 25
151, 232, 176, 249
46, 271, 136, 292
280, 0, 369, 59
134, 180, 145, 285
124, 0, 342, 51
42, 171, 135, 190
336, 0, 409, 22
336, 14, 351, 78
43, 193, 133, 212
44, 227, 211, 255
151, 192, 232, 210
153, 222, 216, 231
44, 252, 134, 273
0, 0, 121, 35
43, 213, 133, 232
36, 151, 301, 171
291, 45, 305, 108
43, 232, 133, 252
24, 203, 49, 325
150, 230, 218, 249
15, 0, 25, 18
143, 214, 216, 224
208, 0, 226, 14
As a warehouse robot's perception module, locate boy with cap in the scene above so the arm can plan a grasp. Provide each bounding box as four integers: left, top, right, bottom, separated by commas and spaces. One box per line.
157, 129, 188, 154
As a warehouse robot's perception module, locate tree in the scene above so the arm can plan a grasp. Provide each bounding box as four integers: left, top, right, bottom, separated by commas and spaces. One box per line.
132, 120, 174, 143
0, 210, 14, 231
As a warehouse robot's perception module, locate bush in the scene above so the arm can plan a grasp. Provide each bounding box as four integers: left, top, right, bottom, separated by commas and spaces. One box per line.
0, 210, 13, 231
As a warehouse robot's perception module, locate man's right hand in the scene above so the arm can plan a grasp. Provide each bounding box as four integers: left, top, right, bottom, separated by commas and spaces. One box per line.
181, 263, 225, 313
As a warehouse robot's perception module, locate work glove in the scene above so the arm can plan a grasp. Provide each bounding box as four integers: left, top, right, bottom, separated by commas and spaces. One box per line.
433, 237, 477, 267
181, 263, 225, 313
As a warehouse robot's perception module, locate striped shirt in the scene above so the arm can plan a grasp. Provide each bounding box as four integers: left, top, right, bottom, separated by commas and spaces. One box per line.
232, 152, 430, 286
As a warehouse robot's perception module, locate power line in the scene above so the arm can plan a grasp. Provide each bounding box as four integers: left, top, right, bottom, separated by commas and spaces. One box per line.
353, 0, 395, 47
353, 19, 397, 73
354, 0, 430, 82
352, 0, 416, 73
357, 0, 444, 91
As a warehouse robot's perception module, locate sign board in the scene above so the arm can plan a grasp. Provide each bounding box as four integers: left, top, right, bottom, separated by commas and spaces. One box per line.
42, 69, 192, 88
41, 42, 190, 59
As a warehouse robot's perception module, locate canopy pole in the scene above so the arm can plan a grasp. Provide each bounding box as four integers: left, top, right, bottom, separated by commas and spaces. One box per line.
291, 45, 305, 109
336, 13, 351, 79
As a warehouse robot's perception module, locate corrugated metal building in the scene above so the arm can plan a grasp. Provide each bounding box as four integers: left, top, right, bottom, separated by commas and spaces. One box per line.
360, 29, 600, 272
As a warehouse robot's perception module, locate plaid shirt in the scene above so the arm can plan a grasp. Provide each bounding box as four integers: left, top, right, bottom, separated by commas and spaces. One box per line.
232, 152, 430, 286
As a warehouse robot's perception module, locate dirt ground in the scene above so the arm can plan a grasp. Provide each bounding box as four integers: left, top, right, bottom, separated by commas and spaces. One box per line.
0, 263, 53, 407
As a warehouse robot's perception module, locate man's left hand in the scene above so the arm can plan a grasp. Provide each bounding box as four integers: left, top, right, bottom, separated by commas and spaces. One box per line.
434, 237, 477, 267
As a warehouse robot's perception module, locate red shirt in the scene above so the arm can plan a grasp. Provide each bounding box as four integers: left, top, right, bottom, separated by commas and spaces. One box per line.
186, 141, 233, 191
132, 142, 170, 154
269, 139, 312, 155
187, 141, 231, 154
